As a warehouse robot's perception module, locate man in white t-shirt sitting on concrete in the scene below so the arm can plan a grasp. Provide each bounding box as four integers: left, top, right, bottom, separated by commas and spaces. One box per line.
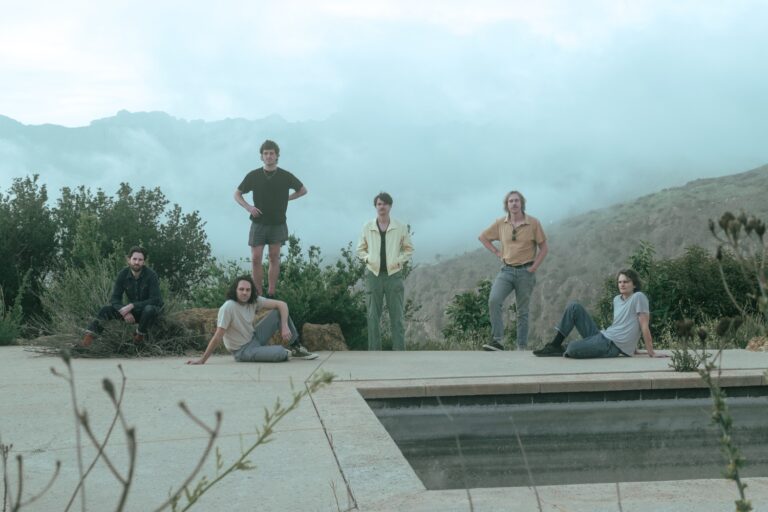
187, 275, 317, 364
534, 269, 665, 358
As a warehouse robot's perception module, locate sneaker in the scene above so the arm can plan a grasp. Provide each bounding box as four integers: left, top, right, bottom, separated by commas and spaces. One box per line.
533, 343, 565, 357
133, 331, 146, 344
290, 344, 319, 360
482, 341, 505, 351
81, 331, 96, 347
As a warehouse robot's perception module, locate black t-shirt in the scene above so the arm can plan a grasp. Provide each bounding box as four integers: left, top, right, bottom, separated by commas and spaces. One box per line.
378, 221, 388, 275
238, 167, 303, 225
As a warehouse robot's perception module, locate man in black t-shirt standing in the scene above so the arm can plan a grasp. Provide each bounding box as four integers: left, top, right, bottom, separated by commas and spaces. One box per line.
234, 140, 307, 297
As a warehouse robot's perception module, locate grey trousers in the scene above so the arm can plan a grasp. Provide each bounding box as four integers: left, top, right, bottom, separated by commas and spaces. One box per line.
365, 270, 405, 351
232, 310, 297, 362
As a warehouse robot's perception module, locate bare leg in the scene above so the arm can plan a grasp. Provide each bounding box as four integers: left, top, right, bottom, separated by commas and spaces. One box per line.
251, 245, 265, 296
267, 243, 282, 296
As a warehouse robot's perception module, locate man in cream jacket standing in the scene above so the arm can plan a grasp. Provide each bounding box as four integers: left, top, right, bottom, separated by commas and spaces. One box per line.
356, 192, 414, 350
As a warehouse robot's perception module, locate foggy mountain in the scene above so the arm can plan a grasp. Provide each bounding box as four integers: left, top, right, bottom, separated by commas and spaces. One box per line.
406, 164, 768, 345
1, 111, 765, 265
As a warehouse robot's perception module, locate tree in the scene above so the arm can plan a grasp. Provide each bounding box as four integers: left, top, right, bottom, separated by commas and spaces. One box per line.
0, 175, 57, 318
53, 182, 213, 295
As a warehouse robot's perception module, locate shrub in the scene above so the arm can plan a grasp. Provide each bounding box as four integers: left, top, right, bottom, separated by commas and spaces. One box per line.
53, 182, 213, 296
442, 280, 492, 349
277, 236, 368, 350
441, 279, 518, 349
35, 257, 206, 357
0, 175, 57, 321
597, 243, 759, 337
186, 259, 250, 309
0, 286, 22, 346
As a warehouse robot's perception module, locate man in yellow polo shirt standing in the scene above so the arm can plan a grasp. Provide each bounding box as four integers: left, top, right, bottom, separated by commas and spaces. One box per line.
478, 190, 548, 351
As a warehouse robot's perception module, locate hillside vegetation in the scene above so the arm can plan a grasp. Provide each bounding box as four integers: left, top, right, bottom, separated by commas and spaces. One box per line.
406, 164, 768, 345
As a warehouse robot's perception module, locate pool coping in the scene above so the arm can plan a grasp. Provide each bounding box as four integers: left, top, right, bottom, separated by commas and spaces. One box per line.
312, 369, 768, 511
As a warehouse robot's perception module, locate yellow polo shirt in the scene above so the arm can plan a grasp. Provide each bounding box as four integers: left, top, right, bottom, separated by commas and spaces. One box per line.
482, 214, 546, 266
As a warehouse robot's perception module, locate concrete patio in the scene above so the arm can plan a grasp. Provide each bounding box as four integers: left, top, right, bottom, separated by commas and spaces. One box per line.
1, 346, 767, 511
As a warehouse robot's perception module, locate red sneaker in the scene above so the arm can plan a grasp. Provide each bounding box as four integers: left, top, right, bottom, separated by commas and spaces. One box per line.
81, 332, 95, 347
133, 332, 145, 343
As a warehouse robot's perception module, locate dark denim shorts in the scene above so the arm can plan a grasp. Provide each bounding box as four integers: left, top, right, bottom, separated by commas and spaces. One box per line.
249, 222, 289, 246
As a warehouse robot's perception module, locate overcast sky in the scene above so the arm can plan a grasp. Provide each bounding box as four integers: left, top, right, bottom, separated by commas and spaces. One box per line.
2, 1, 768, 262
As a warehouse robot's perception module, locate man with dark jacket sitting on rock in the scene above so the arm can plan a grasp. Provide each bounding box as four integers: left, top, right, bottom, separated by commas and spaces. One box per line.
82, 246, 163, 346
187, 275, 317, 364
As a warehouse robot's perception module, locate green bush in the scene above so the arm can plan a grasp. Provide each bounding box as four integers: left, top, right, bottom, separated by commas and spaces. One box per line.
277, 236, 368, 350
186, 259, 250, 309
0, 286, 23, 346
54, 182, 213, 296
442, 280, 492, 349
597, 243, 759, 337
0, 176, 214, 327
0, 175, 57, 321
36, 257, 205, 357
441, 279, 518, 349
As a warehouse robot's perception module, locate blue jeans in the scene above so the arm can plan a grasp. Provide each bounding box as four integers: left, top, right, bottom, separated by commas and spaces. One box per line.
489, 265, 536, 348
233, 310, 295, 362
557, 301, 622, 359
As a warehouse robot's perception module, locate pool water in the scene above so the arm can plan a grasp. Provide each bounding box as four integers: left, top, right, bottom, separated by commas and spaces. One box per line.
368, 389, 768, 489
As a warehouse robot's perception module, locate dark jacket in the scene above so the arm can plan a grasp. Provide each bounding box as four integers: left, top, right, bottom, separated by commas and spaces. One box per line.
110, 267, 163, 312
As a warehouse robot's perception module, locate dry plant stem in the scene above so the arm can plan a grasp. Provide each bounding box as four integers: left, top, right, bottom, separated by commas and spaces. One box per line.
63, 367, 128, 512
12, 458, 20, 512
0, 443, 60, 512
53, 358, 137, 512
2, 443, 9, 512
435, 397, 474, 512
171, 372, 334, 512
717, 264, 749, 317
50, 354, 87, 512
151, 404, 222, 512
697, 347, 753, 512
77, 416, 136, 512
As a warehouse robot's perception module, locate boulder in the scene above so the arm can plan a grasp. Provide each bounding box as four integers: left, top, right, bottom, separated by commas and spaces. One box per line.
746, 336, 768, 351
301, 323, 348, 351
172, 308, 349, 349
171, 308, 218, 336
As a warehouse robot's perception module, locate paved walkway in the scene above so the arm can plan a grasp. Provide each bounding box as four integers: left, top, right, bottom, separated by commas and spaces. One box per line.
1, 346, 766, 511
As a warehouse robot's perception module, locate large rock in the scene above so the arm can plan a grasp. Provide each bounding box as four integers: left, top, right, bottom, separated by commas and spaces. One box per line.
173, 308, 345, 349
746, 336, 768, 351
301, 323, 348, 351
171, 308, 218, 336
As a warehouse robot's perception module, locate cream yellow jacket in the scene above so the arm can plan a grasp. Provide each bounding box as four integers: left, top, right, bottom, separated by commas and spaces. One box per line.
356, 218, 414, 276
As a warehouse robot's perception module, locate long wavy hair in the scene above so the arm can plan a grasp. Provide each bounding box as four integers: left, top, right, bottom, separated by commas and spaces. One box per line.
226, 275, 258, 303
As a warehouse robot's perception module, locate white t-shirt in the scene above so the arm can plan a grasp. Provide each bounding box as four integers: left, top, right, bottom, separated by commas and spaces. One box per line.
601, 292, 650, 356
217, 298, 266, 351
